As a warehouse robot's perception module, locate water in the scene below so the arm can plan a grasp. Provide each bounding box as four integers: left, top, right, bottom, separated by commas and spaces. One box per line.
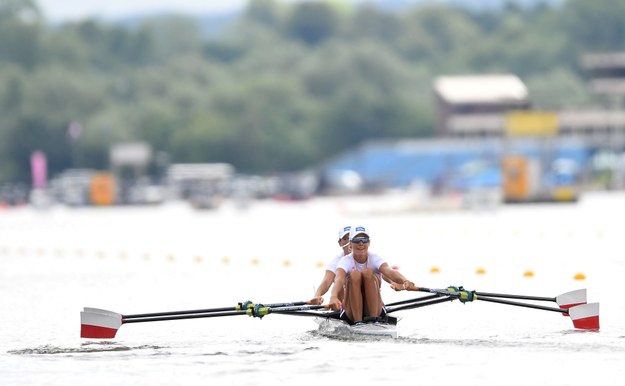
1, 193, 624, 385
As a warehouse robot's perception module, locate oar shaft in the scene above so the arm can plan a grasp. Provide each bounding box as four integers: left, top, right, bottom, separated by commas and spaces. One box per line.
476, 292, 555, 302
268, 305, 326, 312
386, 296, 455, 314
477, 297, 567, 314
122, 310, 247, 324
126, 307, 237, 319
122, 304, 326, 324
385, 293, 441, 307
418, 287, 452, 296
123, 301, 308, 319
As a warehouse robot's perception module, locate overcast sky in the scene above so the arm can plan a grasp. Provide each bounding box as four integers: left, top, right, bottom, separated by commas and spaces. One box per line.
37, 0, 252, 22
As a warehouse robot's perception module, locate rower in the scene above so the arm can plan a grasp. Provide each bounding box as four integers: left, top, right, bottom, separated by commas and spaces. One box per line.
309, 225, 352, 305
328, 225, 417, 325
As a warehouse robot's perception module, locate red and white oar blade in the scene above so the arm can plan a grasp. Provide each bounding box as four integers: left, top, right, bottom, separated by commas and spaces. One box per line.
81, 308, 123, 338
556, 289, 587, 309
568, 302, 600, 330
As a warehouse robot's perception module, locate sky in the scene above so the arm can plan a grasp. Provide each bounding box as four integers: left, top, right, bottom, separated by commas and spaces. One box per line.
36, 0, 561, 23
37, 0, 252, 22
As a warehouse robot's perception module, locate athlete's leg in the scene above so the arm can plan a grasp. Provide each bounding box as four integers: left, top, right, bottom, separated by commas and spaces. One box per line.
345, 271, 363, 323
361, 268, 383, 317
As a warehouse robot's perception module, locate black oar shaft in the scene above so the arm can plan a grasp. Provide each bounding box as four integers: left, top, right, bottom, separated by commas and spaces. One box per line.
126, 307, 236, 319
385, 293, 440, 307
123, 301, 308, 319
476, 292, 555, 302
123, 310, 248, 324
386, 296, 455, 314
477, 297, 567, 314
122, 304, 326, 324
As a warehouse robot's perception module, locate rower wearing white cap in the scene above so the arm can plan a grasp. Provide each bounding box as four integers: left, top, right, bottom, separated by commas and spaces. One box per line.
309, 225, 352, 305
328, 225, 417, 325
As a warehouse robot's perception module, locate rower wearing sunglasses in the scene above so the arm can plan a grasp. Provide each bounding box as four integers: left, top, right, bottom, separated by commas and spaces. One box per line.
328, 225, 417, 325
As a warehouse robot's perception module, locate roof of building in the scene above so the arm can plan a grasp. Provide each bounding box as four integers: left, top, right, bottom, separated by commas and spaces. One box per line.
433, 74, 528, 105
582, 52, 625, 69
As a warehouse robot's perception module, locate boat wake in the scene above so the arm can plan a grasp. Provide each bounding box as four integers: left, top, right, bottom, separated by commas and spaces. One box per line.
7, 343, 164, 355
313, 318, 398, 340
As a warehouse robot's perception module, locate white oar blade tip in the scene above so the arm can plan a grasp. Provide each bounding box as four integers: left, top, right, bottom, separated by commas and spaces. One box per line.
569, 302, 600, 330
556, 289, 587, 309
80, 310, 122, 339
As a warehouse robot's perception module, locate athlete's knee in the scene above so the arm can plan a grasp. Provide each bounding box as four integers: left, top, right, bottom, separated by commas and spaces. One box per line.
361, 268, 375, 281
349, 270, 362, 284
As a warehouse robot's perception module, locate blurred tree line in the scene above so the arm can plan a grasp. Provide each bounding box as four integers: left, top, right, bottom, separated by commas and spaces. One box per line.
1, 0, 624, 184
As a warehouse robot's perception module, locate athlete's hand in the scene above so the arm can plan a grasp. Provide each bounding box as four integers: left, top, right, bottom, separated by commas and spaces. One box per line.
327, 296, 342, 311
391, 281, 418, 291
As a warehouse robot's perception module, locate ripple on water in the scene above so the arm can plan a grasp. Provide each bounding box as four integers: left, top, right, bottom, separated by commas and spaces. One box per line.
7, 343, 166, 355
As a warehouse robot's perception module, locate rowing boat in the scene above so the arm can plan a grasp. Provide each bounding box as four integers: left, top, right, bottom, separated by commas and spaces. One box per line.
79, 287, 600, 340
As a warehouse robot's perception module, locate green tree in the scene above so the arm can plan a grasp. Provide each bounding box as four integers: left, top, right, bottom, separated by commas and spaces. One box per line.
286, 1, 339, 45
561, 0, 625, 53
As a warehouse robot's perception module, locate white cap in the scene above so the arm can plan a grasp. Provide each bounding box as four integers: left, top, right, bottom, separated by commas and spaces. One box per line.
349, 225, 370, 240
338, 225, 351, 240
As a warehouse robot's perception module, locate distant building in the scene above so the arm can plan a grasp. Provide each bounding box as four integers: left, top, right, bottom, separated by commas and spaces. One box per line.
560, 52, 625, 147
433, 74, 530, 137
166, 163, 235, 209
582, 51, 625, 104
433, 61, 625, 147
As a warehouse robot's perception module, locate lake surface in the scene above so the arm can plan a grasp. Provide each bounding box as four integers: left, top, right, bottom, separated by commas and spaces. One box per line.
1, 192, 624, 385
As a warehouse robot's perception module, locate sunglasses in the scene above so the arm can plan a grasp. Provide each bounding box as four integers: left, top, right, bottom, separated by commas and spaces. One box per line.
351, 237, 370, 244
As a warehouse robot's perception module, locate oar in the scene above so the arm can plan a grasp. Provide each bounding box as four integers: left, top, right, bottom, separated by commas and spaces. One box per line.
85, 300, 308, 320
81, 303, 325, 339
402, 284, 586, 306
415, 286, 600, 330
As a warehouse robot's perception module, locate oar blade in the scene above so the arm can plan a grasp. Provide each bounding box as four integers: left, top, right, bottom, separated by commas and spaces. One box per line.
568, 302, 600, 330
80, 309, 123, 338
556, 289, 587, 309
